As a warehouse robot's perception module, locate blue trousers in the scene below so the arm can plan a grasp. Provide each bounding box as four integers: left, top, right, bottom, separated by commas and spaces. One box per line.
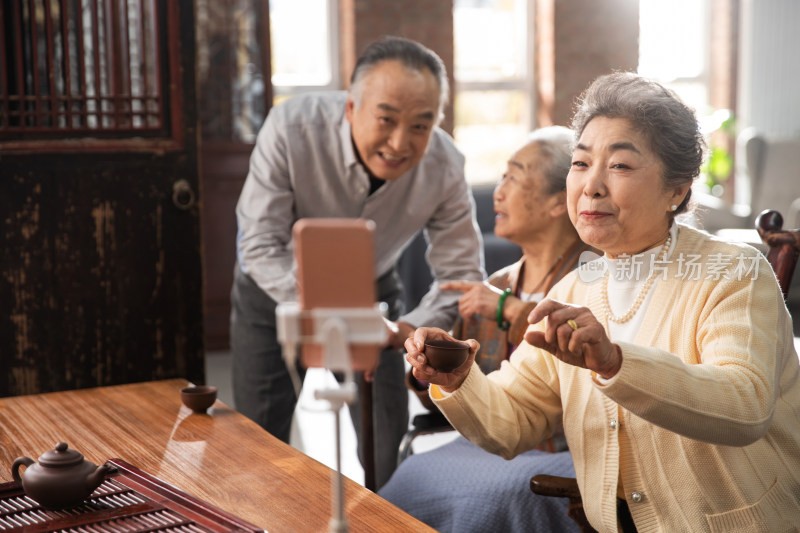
380, 437, 579, 533
230, 265, 408, 489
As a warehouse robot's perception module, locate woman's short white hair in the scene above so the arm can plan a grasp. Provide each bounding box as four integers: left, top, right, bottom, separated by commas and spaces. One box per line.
526, 125, 576, 194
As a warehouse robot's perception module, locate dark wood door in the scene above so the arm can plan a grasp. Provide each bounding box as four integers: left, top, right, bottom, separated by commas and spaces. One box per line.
0, 0, 204, 395
194, 0, 272, 351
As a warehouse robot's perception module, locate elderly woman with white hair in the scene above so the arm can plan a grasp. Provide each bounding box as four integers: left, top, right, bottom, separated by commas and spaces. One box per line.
380, 126, 594, 533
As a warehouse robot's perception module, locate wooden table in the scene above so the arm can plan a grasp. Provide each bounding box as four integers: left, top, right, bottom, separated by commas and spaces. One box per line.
0, 379, 433, 532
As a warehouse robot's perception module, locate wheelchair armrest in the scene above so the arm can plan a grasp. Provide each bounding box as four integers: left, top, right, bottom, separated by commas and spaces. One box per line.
529, 474, 581, 499
410, 411, 451, 431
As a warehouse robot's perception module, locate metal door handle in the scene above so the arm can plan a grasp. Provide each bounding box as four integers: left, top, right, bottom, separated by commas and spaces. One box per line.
172, 179, 196, 210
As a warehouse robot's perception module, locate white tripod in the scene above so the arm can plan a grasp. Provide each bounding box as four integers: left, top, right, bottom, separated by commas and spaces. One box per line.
277, 303, 387, 533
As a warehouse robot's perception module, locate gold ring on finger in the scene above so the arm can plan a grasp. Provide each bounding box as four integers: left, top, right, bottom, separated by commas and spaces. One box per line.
567, 319, 579, 331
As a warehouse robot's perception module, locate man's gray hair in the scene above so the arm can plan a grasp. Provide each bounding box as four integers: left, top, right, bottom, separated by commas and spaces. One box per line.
349, 36, 449, 124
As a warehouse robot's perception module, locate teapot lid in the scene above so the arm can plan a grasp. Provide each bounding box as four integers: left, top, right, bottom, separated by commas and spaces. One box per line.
38, 442, 84, 467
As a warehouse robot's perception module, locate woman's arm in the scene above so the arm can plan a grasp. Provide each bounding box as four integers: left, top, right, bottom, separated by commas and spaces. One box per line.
405, 326, 564, 459
598, 254, 790, 446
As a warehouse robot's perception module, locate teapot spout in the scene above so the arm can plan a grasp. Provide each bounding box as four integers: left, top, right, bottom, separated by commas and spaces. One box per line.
86, 463, 110, 493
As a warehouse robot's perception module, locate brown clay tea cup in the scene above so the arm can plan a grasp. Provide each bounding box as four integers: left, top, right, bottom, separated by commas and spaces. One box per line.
180, 385, 218, 413
424, 339, 469, 372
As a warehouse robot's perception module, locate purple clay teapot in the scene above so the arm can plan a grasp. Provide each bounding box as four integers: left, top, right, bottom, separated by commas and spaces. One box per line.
12, 442, 110, 509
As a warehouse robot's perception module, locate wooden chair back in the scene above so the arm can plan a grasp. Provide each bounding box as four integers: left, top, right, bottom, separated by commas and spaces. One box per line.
755, 209, 800, 298
529, 209, 800, 533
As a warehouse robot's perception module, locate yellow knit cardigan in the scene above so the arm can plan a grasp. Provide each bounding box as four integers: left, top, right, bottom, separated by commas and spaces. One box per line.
433, 224, 800, 532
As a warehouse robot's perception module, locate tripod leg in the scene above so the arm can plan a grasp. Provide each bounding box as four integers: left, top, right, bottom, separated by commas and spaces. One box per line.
360, 375, 375, 491
329, 408, 348, 533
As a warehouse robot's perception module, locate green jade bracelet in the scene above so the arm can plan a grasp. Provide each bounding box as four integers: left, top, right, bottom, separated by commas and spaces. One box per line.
496, 288, 512, 331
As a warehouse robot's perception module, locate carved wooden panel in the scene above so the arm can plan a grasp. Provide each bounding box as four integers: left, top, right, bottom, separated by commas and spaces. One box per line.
0, 1, 204, 396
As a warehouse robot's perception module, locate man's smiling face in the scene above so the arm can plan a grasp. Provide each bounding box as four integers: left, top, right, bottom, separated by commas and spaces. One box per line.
345, 60, 441, 181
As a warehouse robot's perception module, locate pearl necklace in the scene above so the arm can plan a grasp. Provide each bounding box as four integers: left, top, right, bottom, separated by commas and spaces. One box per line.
601, 232, 672, 324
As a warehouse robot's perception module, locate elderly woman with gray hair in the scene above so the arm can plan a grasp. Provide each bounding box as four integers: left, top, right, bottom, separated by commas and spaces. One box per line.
403, 72, 800, 532
380, 126, 595, 533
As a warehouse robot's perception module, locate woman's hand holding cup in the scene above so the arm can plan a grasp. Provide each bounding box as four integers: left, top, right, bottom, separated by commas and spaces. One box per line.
404, 327, 479, 393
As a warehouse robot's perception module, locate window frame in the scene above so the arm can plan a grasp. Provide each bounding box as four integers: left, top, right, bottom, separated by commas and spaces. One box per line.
0, 0, 186, 153
452, 0, 536, 185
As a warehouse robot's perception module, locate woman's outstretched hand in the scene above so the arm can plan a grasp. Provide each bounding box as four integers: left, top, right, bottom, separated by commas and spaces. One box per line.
440, 281, 505, 321
404, 327, 479, 393
525, 298, 622, 379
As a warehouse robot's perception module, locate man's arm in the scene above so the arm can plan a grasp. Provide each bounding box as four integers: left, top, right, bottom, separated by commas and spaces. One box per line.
401, 165, 485, 331
235, 110, 298, 303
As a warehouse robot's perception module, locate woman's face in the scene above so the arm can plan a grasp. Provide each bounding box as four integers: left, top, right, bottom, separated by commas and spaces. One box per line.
493, 143, 563, 245
567, 117, 687, 257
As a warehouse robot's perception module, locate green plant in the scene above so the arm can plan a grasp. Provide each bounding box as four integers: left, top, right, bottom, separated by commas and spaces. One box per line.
702, 112, 736, 196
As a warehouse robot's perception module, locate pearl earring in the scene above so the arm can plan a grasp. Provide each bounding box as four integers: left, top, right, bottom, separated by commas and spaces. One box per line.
670, 204, 678, 212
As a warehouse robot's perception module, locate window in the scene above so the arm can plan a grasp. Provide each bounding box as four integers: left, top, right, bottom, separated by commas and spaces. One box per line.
269, 0, 339, 105
638, 0, 711, 118
453, 0, 533, 185
639, 0, 735, 199
0, 0, 178, 145
195, 0, 336, 143
196, 0, 270, 142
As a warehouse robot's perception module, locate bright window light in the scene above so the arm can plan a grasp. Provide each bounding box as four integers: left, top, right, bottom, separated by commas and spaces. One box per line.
454, 0, 532, 185
638, 0, 710, 115
270, 0, 333, 88
455, 1, 527, 81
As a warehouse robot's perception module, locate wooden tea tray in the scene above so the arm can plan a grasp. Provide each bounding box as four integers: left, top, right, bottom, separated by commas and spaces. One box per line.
0, 458, 264, 532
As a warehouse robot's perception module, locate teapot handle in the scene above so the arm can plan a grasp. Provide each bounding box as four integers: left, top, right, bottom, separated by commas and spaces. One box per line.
11, 457, 34, 485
